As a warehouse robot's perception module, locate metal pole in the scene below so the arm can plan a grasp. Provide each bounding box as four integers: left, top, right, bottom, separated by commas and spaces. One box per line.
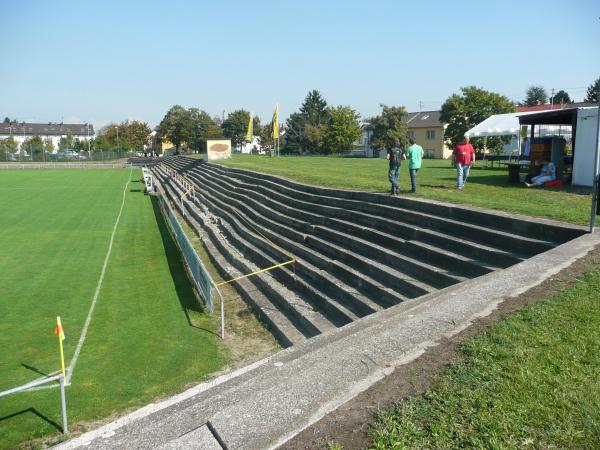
220, 289, 225, 339
59, 375, 68, 434
88, 124, 92, 161
589, 98, 600, 233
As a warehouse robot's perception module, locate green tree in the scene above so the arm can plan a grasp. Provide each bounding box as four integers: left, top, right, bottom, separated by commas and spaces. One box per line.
324, 106, 362, 154
157, 105, 194, 153
94, 135, 113, 153
303, 124, 327, 151
98, 124, 121, 151
284, 112, 305, 153
0, 136, 18, 160
522, 85, 548, 106
188, 108, 222, 150
73, 138, 86, 152
259, 122, 274, 150
285, 89, 330, 153
43, 137, 54, 155
584, 76, 600, 103
301, 90, 329, 126
551, 90, 572, 105
3, 117, 10, 123
58, 130, 74, 150
440, 86, 515, 150
21, 135, 44, 160
221, 110, 260, 149
121, 120, 152, 152
368, 104, 409, 151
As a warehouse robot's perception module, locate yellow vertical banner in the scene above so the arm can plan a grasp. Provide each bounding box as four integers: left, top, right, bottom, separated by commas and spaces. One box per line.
272, 103, 279, 140
245, 113, 253, 142
54, 316, 66, 378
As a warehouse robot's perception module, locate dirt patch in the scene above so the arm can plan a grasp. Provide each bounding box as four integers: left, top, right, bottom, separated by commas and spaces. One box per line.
280, 245, 600, 450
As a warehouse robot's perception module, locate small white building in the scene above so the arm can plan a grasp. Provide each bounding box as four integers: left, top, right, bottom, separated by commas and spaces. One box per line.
0, 122, 94, 152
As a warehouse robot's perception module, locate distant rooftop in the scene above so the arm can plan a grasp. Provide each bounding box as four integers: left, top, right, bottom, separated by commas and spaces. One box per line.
404, 110, 443, 128
516, 102, 596, 112
361, 110, 444, 130
0, 122, 94, 136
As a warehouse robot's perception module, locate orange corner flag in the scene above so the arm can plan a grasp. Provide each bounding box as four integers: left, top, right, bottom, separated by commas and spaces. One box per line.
55, 316, 66, 377
55, 317, 65, 341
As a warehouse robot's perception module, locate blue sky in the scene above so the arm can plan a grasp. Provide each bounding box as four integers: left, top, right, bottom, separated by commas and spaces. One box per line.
1, 0, 599, 131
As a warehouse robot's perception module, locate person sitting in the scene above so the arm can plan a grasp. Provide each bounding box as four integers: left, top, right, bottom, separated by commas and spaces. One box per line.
524, 159, 556, 187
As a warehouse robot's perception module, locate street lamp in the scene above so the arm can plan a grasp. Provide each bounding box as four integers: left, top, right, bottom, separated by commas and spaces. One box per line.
115, 126, 119, 156
87, 123, 92, 160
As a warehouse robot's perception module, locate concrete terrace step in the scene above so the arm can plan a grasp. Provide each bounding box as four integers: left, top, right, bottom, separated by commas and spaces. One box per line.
153, 156, 586, 348
188, 184, 388, 318
199, 163, 541, 262
160, 171, 357, 334
193, 188, 412, 309
202, 162, 556, 258
189, 166, 468, 285
208, 162, 583, 244
155, 169, 321, 346
186, 168, 445, 293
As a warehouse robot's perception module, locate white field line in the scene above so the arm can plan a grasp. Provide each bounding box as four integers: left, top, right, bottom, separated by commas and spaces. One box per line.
65, 167, 133, 385
1, 169, 133, 395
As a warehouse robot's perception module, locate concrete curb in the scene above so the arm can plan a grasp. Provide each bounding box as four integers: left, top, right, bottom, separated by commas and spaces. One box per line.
54, 230, 600, 450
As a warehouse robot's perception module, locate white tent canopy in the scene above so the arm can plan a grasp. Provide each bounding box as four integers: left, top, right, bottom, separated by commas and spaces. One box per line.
465, 112, 524, 138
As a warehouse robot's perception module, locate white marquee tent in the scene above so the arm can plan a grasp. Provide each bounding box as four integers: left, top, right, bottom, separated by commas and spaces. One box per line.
465, 112, 525, 138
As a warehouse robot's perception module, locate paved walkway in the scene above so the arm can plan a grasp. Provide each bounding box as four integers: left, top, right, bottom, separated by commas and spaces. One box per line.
54, 232, 600, 450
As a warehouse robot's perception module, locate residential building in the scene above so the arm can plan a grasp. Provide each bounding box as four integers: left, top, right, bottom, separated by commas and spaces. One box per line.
404, 110, 450, 159
354, 110, 451, 159
0, 121, 94, 152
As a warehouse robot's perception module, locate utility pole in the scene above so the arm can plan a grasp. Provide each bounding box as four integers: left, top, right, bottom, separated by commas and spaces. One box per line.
550, 88, 555, 106
589, 95, 600, 232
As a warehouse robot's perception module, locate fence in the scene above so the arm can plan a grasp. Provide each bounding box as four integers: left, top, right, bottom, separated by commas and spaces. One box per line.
0, 149, 137, 163
157, 189, 214, 312
0, 162, 124, 169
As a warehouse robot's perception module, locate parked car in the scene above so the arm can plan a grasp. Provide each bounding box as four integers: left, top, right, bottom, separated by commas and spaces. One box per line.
57, 150, 80, 159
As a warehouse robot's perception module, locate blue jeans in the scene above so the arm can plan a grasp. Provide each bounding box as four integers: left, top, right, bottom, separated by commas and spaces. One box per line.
388, 165, 399, 193
456, 163, 471, 189
409, 168, 419, 192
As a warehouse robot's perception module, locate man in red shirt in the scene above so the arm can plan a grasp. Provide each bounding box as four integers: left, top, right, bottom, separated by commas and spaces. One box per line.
453, 136, 476, 190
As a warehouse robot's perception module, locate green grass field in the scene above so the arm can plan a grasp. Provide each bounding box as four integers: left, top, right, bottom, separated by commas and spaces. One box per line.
367, 264, 600, 449
216, 155, 592, 225
0, 169, 227, 448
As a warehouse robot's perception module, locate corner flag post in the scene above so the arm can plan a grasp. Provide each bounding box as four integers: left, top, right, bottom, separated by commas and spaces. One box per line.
55, 316, 66, 378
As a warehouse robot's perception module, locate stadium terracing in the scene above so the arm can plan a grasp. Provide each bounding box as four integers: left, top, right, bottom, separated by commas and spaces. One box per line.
152, 156, 584, 347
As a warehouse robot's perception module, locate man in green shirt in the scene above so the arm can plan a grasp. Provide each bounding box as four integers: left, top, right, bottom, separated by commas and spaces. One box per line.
405, 138, 424, 193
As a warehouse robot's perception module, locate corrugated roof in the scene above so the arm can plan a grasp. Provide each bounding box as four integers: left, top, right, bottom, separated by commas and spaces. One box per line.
0, 122, 94, 136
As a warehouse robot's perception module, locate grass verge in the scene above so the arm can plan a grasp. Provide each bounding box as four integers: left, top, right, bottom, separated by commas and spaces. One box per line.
367, 264, 600, 449
215, 155, 592, 225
